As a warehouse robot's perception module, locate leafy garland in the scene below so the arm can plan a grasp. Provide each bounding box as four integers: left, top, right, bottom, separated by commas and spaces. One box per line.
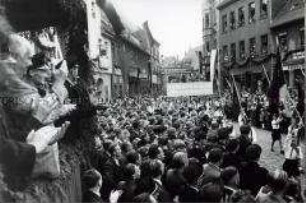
222, 48, 305, 70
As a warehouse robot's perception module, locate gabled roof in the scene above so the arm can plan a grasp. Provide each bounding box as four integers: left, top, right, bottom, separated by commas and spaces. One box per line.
100, 7, 115, 37
98, 0, 125, 35
143, 21, 160, 46
133, 28, 150, 52
271, 0, 304, 28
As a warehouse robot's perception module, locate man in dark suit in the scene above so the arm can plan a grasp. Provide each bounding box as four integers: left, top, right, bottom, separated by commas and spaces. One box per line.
198, 148, 223, 189
240, 144, 269, 196
237, 125, 252, 162
222, 139, 241, 169
180, 159, 202, 202
82, 169, 104, 203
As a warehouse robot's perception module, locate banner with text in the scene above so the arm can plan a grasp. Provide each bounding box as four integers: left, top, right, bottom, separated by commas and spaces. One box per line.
166, 82, 213, 97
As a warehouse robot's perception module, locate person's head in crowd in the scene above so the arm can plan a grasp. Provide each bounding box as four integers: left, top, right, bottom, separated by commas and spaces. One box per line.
231, 190, 255, 203
108, 143, 122, 159
218, 127, 230, 141
171, 152, 189, 169
93, 135, 103, 149
124, 163, 141, 181
172, 120, 181, 130
82, 168, 103, 192
167, 127, 177, 140
148, 143, 164, 161
172, 139, 186, 153
126, 150, 141, 165
133, 193, 157, 203
120, 141, 133, 155
221, 166, 240, 188
149, 159, 164, 179
208, 148, 223, 166
183, 158, 202, 186
138, 146, 149, 158
240, 125, 251, 136
158, 136, 168, 147
246, 144, 262, 162
226, 139, 240, 154
267, 170, 288, 194
199, 182, 224, 203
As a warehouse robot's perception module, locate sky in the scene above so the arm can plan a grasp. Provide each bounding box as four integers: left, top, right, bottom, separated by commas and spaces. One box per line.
110, 0, 203, 59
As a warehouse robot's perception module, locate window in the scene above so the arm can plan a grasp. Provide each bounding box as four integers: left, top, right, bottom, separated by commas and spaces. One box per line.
223, 45, 228, 61
238, 7, 245, 27
278, 32, 288, 52
261, 35, 268, 54
230, 43, 236, 60
248, 2, 256, 23
205, 14, 210, 28
249, 37, 256, 56
260, 0, 268, 18
222, 14, 228, 33
230, 11, 236, 30
239, 41, 245, 59
300, 27, 304, 48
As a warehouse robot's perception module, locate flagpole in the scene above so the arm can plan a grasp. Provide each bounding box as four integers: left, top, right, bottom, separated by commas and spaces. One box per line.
261, 64, 271, 85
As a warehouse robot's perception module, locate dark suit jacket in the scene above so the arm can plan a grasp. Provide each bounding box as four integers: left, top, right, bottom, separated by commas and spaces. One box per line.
240, 161, 269, 196
0, 105, 36, 178
179, 185, 200, 202
82, 190, 104, 203
222, 152, 241, 169
100, 157, 123, 200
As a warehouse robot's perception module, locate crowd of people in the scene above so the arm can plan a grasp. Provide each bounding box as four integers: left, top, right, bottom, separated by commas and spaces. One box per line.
0, 16, 304, 202
82, 95, 305, 203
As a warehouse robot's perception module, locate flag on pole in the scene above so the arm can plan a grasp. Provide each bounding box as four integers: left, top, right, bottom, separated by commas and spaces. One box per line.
268, 48, 288, 114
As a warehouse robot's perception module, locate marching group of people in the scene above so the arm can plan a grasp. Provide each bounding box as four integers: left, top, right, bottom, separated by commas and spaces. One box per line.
82, 93, 305, 203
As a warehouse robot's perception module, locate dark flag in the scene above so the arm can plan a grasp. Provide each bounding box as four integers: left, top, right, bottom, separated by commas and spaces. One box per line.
268, 48, 286, 114
296, 77, 305, 118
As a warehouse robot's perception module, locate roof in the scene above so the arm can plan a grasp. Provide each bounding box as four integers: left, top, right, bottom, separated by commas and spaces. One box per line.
98, 0, 125, 35
271, 0, 305, 28
216, 0, 240, 10
133, 28, 150, 53
100, 8, 115, 37
143, 21, 160, 46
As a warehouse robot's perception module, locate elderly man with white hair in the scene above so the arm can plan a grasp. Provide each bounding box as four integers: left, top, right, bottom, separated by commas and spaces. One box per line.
1, 34, 75, 125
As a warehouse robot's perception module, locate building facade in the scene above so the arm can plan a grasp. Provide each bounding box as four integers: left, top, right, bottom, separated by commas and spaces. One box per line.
270, 0, 305, 89
86, 0, 114, 102
202, 0, 222, 92
202, 0, 221, 58
143, 21, 162, 96
97, 0, 161, 98
217, 0, 273, 91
